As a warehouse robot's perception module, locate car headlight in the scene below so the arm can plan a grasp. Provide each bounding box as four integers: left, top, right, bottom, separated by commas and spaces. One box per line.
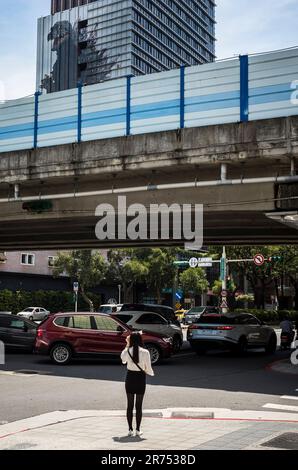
162, 337, 173, 344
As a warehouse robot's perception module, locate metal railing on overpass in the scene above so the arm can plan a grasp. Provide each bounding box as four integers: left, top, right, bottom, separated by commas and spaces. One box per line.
0, 46, 298, 154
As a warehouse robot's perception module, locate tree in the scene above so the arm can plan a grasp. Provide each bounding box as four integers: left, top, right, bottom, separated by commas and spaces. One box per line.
106, 250, 148, 303
269, 246, 298, 309
209, 246, 276, 309
179, 267, 209, 304
145, 249, 178, 305
53, 250, 107, 312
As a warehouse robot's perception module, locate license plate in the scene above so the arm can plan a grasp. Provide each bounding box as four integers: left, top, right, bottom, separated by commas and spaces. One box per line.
199, 329, 218, 336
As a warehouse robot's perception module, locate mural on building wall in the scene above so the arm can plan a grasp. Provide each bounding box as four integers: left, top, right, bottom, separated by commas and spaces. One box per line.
40, 20, 117, 93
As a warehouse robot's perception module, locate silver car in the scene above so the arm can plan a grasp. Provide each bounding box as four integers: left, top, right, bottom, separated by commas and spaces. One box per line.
187, 313, 277, 355
17, 307, 50, 322
115, 311, 183, 353
184, 306, 220, 324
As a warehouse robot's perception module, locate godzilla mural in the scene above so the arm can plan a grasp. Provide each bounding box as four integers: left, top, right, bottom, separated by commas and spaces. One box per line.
40, 20, 117, 93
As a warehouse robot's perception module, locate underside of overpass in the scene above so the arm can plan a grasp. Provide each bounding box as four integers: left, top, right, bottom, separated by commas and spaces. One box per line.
0, 116, 297, 249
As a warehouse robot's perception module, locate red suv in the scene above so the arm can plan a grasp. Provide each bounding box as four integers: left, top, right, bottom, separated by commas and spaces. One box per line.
35, 313, 173, 365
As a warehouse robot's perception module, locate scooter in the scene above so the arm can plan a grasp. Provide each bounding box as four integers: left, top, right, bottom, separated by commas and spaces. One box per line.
280, 331, 294, 351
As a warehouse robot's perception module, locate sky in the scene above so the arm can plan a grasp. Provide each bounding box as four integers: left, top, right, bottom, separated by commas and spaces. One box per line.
0, 0, 298, 100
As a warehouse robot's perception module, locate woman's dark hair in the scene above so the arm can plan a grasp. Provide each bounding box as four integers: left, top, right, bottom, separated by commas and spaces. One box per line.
129, 332, 143, 363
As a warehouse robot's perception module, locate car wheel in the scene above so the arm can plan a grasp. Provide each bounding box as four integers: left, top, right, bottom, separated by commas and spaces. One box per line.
173, 335, 182, 353
50, 343, 72, 365
145, 343, 161, 365
236, 337, 248, 355
265, 334, 277, 354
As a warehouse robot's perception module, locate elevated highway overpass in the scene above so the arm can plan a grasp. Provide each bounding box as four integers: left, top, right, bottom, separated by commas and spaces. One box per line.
0, 116, 297, 249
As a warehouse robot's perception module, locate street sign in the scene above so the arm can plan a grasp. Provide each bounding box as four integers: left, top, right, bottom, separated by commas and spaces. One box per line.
189, 257, 198, 268
175, 302, 182, 310
221, 290, 228, 298
73, 282, 79, 292
197, 263, 212, 267
220, 298, 228, 309
197, 258, 213, 263
175, 292, 182, 300
253, 254, 265, 266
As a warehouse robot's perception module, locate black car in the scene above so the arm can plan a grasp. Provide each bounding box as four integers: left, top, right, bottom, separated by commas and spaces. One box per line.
0, 314, 37, 352
120, 303, 180, 325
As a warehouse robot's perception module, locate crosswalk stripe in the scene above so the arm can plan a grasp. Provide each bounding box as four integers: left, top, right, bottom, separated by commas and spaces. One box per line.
263, 403, 298, 412
281, 395, 298, 401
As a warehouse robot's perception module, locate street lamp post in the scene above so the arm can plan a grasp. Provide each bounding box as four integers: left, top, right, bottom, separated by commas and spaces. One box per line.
118, 285, 121, 304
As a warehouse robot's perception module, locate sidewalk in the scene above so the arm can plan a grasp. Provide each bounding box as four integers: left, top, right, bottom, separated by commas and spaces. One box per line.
1, 408, 298, 450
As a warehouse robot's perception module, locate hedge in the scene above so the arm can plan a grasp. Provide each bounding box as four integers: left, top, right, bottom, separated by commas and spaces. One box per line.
0, 289, 102, 315
234, 308, 298, 324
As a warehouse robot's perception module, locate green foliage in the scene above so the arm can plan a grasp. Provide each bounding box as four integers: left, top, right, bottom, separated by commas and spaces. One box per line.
234, 308, 298, 323
145, 249, 178, 304
179, 267, 209, 297
235, 294, 254, 303
53, 250, 107, 311
0, 289, 102, 315
212, 280, 222, 296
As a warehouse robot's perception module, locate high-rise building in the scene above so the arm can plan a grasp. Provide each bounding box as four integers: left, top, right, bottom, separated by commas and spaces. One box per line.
37, 0, 216, 93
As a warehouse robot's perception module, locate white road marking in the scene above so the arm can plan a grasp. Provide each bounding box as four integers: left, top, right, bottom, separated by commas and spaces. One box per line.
263, 403, 298, 412
281, 395, 298, 400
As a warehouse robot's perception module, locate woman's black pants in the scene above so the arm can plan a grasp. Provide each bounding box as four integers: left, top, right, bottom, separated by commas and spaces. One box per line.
126, 393, 144, 431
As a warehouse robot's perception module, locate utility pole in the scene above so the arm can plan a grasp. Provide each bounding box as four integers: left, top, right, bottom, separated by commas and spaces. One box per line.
220, 246, 228, 313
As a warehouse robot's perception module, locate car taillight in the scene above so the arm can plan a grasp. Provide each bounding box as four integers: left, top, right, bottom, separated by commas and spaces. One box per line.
216, 326, 234, 330
37, 329, 44, 338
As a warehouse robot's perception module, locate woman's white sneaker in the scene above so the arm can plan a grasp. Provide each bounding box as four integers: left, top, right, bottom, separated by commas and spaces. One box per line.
128, 430, 134, 437
136, 430, 143, 437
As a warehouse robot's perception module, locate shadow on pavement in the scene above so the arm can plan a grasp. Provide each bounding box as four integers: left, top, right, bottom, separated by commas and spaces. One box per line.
0, 348, 295, 399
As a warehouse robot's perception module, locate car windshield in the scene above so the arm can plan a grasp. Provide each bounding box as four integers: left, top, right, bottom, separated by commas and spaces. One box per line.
23, 308, 35, 312
98, 306, 112, 313
187, 307, 205, 315
114, 315, 133, 324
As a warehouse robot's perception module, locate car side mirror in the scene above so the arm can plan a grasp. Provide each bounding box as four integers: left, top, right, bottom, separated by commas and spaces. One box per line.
117, 326, 125, 333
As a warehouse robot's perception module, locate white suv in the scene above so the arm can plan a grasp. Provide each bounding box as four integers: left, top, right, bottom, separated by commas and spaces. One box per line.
115, 311, 183, 353
188, 313, 277, 355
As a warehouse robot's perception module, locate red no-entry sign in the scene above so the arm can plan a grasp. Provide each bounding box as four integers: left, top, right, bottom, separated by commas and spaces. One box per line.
254, 254, 265, 266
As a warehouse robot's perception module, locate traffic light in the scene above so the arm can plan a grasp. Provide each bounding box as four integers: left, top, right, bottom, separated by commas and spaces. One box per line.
268, 255, 283, 262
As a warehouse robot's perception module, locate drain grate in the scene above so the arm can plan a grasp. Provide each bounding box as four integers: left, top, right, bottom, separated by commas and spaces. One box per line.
261, 433, 298, 450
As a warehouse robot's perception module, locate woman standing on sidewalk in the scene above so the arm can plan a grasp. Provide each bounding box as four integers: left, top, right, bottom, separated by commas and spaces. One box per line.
121, 332, 154, 437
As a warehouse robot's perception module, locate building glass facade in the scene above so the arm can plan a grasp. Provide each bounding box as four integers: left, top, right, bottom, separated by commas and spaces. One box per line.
37, 0, 216, 93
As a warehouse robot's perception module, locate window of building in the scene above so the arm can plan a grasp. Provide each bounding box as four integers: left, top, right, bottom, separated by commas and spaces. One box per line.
21, 254, 35, 266
48, 256, 57, 268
